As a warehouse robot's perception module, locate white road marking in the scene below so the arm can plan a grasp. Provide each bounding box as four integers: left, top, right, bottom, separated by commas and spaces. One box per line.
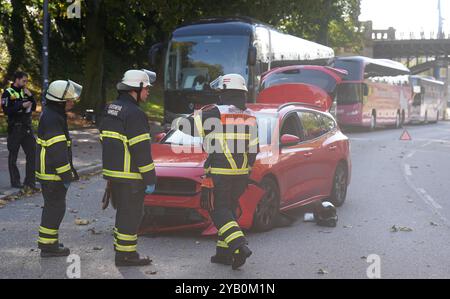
417, 188, 443, 210
404, 164, 412, 176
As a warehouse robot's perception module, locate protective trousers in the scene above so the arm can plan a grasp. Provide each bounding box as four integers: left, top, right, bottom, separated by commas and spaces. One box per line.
211, 174, 248, 255
7, 124, 35, 186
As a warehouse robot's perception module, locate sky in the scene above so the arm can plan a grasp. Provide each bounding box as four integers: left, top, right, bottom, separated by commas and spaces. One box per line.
360, 0, 450, 38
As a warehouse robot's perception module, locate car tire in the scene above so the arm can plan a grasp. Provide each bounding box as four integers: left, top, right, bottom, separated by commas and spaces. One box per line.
329, 162, 348, 207
252, 177, 280, 232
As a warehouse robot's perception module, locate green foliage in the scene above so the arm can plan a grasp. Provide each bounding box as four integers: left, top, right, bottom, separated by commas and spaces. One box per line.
0, 0, 363, 113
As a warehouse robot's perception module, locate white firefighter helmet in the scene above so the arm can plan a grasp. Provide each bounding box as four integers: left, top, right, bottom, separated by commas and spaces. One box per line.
45, 80, 83, 102
117, 69, 152, 91
210, 73, 248, 92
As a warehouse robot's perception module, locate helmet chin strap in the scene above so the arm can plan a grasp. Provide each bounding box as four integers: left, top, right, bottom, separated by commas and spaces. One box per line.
137, 82, 144, 102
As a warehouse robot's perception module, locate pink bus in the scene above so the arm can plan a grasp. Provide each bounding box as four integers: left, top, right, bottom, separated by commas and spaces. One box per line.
332, 56, 411, 130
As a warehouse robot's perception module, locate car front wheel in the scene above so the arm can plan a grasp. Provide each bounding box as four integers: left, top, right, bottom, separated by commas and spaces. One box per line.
252, 177, 280, 232
329, 163, 348, 207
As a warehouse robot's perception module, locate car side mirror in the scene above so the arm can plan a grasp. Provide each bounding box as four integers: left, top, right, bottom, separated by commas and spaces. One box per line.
154, 132, 167, 143
280, 134, 301, 147
248, 46, 257, 66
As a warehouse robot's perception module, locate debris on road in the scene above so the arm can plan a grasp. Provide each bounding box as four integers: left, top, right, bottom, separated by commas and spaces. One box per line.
68, 209, 79, 214
93, 246, 103, 251
303, 213, 315, 222
75, 218, 90, 226
317, 268, 329, 275
430, 222, 439, 227
88, 228, 103, 235
145, 271, 157, 275
390, 225, 413, 233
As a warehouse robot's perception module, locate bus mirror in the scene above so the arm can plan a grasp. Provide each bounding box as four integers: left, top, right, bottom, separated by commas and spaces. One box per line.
248, 46, 257, 66
149, 42, 164, 66
413, 86, 421, 94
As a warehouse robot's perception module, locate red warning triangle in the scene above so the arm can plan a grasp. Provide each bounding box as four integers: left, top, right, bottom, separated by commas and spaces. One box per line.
400, 129, 412, 141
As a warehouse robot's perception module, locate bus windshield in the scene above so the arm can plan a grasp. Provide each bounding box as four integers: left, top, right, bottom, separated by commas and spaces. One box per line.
332, 60, 362, 81
165, 35, 250, 91
336, 83, 363, 105
261, 69, 338, 93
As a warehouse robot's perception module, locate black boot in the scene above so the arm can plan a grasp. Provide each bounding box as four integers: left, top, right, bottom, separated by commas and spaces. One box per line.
211, 254, 233, 265
232, 245, 252, 270
40, 244, 70, 258
115, 252, 152, 267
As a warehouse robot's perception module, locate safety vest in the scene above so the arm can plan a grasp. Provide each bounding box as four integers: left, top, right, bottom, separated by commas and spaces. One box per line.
6, 87, 25, 100
195, 105, 258, 176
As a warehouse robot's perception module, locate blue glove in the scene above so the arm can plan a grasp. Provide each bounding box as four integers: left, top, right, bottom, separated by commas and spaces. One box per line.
63, 182, 71, 189
145, 184, 155, 194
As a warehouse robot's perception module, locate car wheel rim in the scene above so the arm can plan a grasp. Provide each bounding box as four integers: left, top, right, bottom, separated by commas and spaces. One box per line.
256, 184, 277, 226
334, 168, 347, 203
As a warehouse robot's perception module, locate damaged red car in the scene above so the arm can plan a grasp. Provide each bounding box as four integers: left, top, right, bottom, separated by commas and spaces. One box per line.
141, 99, 351, 236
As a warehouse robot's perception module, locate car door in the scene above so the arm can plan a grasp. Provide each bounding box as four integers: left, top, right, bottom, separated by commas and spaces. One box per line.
277, 111, 315, 205
296, 110, 330, 200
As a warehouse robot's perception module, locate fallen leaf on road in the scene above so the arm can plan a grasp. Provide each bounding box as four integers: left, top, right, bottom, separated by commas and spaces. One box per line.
430, 222, 439, 227
399, 226, 413, 232
343, 225, 353, 229
145, 271, 157, 275
93, 247, 103, 251
0, 199, 8, 206
391, 225, 413, 232
68, 209, 79, 214
317, 269, 328, 275
75, 218, 90, 226
88, 228, 102, 235
390, 225, 398, 232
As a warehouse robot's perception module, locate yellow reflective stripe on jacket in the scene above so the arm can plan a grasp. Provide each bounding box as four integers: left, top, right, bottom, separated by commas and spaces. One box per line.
224, 231, 245, 244
39, 226, 58, 235
38, 237, 58, 244
37, 135, 67, 147
217, 240, 229, 248
210, 168, 249, 175
220, 139, 238, 170
138, 163, 155, 174
40, 147, 46, 174
129, 133, 151, 146
100, 131, 128, 142
194, 114, 205, 137
55, 163, 71, 174
35, 172, 62, 181
242, 152, 248, 169
249, 137, 259, 147
102, 169, 142, 180
218, 221, 239, 236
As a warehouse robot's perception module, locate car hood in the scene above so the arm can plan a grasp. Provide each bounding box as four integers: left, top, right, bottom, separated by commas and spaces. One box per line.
151, 144, 207, 168
257, 83, 332, 112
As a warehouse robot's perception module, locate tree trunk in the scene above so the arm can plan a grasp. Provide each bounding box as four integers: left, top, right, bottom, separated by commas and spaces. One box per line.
1, 0, 26, 87
79, 0, 106, 113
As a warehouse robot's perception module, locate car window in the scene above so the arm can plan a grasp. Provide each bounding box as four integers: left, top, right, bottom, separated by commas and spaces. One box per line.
320, 114, 336, 133
298, 111, 326, 141
280, 113, 301, 138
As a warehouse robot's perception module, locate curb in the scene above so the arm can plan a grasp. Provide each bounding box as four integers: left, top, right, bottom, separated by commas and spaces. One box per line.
0, 163, 103, 201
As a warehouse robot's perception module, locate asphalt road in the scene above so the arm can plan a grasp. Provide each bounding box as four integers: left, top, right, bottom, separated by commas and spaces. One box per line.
1, 122, 449, 279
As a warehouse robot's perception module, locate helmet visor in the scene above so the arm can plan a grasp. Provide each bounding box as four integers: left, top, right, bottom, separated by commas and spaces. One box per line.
209, 75, 223, 90
63, 80, 83, 101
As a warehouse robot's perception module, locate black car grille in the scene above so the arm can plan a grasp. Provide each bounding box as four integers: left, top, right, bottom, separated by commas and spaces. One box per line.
142, 206, 205, 227
154, 177, 198, 196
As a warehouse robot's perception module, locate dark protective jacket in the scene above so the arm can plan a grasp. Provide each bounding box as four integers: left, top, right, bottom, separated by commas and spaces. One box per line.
183, 104, 259, 176
35, 102, 77, 183
1, 85, 37, 127
99, 93, 156, 186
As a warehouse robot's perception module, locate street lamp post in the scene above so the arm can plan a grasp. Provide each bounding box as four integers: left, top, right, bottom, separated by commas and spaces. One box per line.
42, 0, 49, 105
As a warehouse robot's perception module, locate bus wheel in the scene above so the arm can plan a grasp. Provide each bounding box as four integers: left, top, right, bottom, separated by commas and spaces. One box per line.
370, 113, 376, 131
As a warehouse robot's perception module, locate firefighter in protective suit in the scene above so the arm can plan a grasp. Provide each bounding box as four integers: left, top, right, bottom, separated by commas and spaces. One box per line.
100, 70, 156, 267
36, 80, 82, 257
180, 74, 259, 270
